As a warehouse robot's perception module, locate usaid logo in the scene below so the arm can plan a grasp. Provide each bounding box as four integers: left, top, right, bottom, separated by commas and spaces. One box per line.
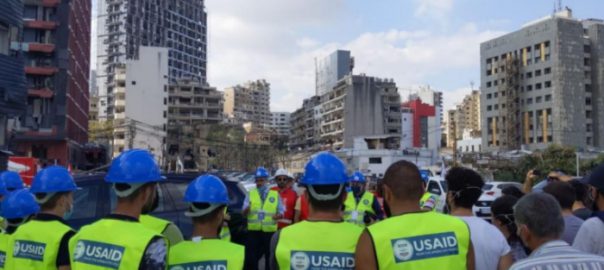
73, 240, 125, 269
13, 240, 46, 261
391, 232, 459, 263
169, 261, 227, 270
362, 199, 370, 205
269, 197, 276, 203
290, 251, 355, 270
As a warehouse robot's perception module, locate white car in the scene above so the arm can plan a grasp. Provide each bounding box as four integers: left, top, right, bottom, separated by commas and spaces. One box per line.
426, 177, 448, 213
473, 181, 523, 220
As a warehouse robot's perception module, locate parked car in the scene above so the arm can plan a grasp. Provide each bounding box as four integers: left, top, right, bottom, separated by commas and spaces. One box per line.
426, 177, 448, 213
473, 181, 523, 220
69, 172, 247, 242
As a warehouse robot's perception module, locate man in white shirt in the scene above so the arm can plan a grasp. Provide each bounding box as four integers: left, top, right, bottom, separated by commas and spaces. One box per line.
446, 167, 513, 270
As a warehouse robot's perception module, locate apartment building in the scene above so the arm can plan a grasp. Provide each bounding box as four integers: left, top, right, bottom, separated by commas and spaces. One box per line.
271, 112, 291, 137
316, 50, 354, 96
289, 96, 322, 150
446, 90, 481, 148
223, 80, 271, 127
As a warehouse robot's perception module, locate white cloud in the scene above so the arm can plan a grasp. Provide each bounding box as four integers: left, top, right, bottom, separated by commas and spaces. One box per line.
414, 0, 454, 18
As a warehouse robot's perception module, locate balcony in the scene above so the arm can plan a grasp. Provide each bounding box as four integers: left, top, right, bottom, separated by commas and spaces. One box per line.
23, 20, 58, 30
28, 43, 56, 53
114, 99, 126, 107
28, 88, 54, 98
25, 66, 58, 76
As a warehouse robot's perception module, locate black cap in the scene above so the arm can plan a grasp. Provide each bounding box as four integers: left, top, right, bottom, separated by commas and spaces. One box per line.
585, 163, 604, 190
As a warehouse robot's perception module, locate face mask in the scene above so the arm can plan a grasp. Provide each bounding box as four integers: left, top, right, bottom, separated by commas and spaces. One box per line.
64, 202, 74, 220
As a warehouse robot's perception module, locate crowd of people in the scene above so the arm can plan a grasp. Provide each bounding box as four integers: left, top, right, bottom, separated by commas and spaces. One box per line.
0, 148, 603, 269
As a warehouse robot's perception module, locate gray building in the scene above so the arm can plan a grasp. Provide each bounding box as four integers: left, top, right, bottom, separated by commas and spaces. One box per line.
270, 112, 291, 136
316, 50, 354, 96
322, 75, 402, 149
223, 80, 271, 127
97, 0, 207, 120
0, 0, 26, 150
480, 9, 604, 151
289, 96, 322, 150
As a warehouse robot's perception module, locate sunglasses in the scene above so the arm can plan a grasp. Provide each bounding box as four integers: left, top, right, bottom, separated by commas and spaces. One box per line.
276, 177, 289, 182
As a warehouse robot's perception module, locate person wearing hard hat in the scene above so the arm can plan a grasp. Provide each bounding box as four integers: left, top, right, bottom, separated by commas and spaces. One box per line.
0, 171, 24, 193
243, 167, 284, 270
0, 172, 16, 230
419, 170, 439, 211
6, 166, 78, 270
271, 169, 298, 229
270, 152, 362, 270
68, 149, 167, 269
0, 189, 40, 269
168, 174, 244, 269
140, 192, 184, 247
343, 171, 383, 227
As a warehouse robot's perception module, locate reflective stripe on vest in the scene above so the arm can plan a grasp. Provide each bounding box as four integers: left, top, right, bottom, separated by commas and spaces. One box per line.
6, 220, 73, 270
139, 214, 170, 235
419, 192, 438, 211
343, 192, 375, 226
275, 221, 363, 270
168, 239, 244, 270
220, 226, 231, 242
69, 218, 161, 270
368, 211, 470, 269
247, 189, 279, 232
0, 233, 8, 269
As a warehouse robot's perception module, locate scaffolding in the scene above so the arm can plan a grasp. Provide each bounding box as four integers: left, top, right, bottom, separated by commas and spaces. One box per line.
497, 54, 522, 150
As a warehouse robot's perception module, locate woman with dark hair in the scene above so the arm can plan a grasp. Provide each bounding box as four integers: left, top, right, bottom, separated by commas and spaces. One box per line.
491, 195, 529, 262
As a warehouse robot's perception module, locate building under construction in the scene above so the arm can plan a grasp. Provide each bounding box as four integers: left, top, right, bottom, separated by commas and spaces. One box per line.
481, 8, 604, 151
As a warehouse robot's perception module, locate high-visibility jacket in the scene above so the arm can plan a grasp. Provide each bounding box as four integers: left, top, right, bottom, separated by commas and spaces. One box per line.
275, 220, 363, 270
168, 238, 244, 270
139, 214, 170, 235
6, 219, 73, 270
247, 189, 279, 232
368, 211, 470, 269
0, 233, 8, 270
68, 218, 161, 270
271, 187, 297, 229
420, 192, 439, 211
343, 191, 376, 226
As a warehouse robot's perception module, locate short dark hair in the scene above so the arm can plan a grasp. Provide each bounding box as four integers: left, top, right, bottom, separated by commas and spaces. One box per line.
491, 195, 520, 241
307, 184, 345, 212
514, 193, 564, 239
382, 160, 423, 202
191, 203, 225, 223
543, 181, 575, 210
569, 180, 588, 202
445, 167, 485, 208
501, 186, 524, 198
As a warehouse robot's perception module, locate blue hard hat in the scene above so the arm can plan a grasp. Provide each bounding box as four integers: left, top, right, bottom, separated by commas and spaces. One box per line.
255, 167, 269, 179
105, 149, 165, 183
30, 166, 78, 194
184, 174, 229, 204
1, 189, 40, 219
350, 171, 366, 183
301, 152, 348, 186
0, 176, 7, 196
1, 171, 24, 192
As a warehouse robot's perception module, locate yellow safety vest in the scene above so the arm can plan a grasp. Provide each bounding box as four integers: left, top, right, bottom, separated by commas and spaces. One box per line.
368, 211, 470, 270
420, 192, 438, 211
343, 191, 376, 226
247, 189, 279, 232
168, 238, 244, 270
5, 219, 73, 270
0, 233, 8, 270
275, 220, 363, 270
139, 214, 170, 235
221, 208, 231, 241
69, 218, 161, 270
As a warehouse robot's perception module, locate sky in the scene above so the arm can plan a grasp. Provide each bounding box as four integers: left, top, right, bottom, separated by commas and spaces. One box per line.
90, 0, 604, 112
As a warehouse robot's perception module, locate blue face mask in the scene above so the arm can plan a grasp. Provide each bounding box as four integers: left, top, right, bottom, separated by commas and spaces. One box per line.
63, 203, 74, 220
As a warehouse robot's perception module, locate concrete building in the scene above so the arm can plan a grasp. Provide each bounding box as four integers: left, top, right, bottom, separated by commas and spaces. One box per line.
223, 80, 271, 127
0, 0, 26, 150
401, 107, 414, 149
321, 75, 401, 149
168, 79, 223, 128
270, 112, 291, 136
481, 9, 604, 151
457, 130, 483, 154
401, 98, 441, 151
13, 0, 90, 166
89, 95, 99, 122
111, 47, 168, 161
289, 96, 321, 150
446, 90, 481, 148
96, 0, 207, 120
316, 50, 354, 96
408, 86, 444, 150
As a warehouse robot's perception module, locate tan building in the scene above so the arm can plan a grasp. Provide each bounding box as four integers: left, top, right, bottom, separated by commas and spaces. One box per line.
289, 96, 322, 150
167, 78, 223, 127
446, 90, 481, 148
224, 80, 271, 127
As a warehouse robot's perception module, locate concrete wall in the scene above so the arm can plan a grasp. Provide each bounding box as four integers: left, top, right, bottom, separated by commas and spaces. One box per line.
125, 47, 168, 160
401, 111, 413, 149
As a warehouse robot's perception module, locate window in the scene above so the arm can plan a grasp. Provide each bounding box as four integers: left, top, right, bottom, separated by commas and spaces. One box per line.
536, 83, 542, 90
164, 182, 189, 210
584, 45, 591, 53
369, 157, 382, 164
544, 67, 552, 74
494, 80, 498, 86
585, 58, 591, 66
494, 92, 499, 98
586, 97, 592, 105
427, 181, 442, 195
545, 81, 551, 88
527, 85, 533, 91
526, 72, 533, 78
487, 105, 492, 111
131, 81, 136, 85
586, 110, 592, 119
536, 96, 543, 103
545, 95, 552, 101
486, 82, 492, 88
586, 84, 592, 92
494, 104, 499, 110
527, 98, 533, 104
71, 184, 101, 219
487, 93, 492, 99
0, 23, 9, 55
535, 70, 542, 76
587, 124, 593, 132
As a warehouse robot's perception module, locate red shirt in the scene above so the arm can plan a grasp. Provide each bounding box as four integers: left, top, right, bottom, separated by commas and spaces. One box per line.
299, 193, 309, 221
271, 186, 298, 229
